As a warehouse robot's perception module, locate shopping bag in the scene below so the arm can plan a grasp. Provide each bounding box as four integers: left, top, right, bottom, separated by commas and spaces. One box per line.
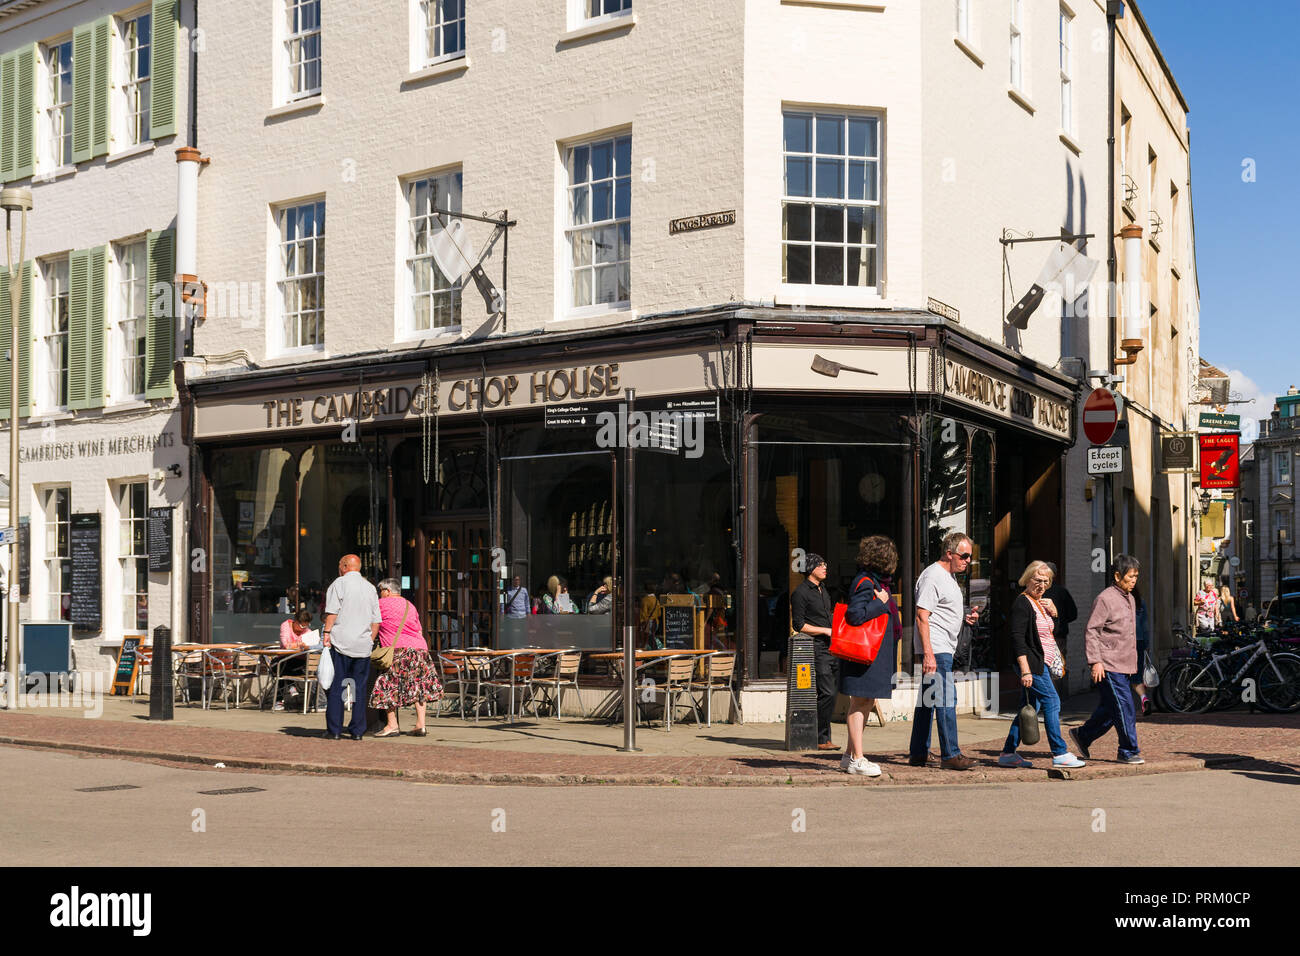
1142, 651, 1160, 687
317, 647, 335, 690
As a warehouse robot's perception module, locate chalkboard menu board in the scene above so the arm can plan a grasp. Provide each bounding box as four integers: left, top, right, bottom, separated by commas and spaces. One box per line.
70, 512, 101, 631
148, 506, 173, 573
664, 604, 694, 649
17, 516, 29, 598
111, 635, 143, 696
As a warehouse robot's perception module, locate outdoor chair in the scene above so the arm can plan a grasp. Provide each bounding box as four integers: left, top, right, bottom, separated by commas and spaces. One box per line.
436, 653, 467, 718
497, 652, 538, 720
457, 650, 497, 721
526, 651, 586, 719
133, 646, 153, 702
661, 654, 702, 731
175, 650, 211, 707
275, 650, 320, 714
609, 654, 668, 727
689, 651, 742, 726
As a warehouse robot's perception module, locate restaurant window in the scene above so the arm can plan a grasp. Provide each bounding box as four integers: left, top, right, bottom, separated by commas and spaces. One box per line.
43, 485, 72, 621
209, 447, 298, 643
118, 481, 149, 632
500, 427, 617, 656
754, 408, 911, 679
297, 439, 388, 604
782, 110, 882, 290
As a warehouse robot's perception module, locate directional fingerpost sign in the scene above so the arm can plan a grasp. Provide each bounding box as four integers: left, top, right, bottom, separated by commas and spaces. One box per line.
1083, 388, 1119, 446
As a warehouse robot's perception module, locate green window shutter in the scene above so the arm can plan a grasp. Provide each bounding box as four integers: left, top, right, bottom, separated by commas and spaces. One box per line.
0, 262, 34, 418
150, 0, 179, 140
71, 26, 94, 163
67, 249, 91, 408
91, 18, 111, 157
0, 53, 15, 181
145, 228, 175, 399
14, 44, 35, 179
86, 245, 108, 408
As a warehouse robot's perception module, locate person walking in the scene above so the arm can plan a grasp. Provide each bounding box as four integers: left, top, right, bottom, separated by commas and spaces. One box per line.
503, 576, 530, 619
998, 561, 1085, 769
1043, 562, 1078, 658
1218, 576, 1239, 625
321, 554, 382, 740
1129, 585, 1153, 716
838, 536, 901, 777
371, 579, 442, 738
790, 553, 839, 751
908, 532, 982, 770
1193, 577, 1219, 633
1070, 555, 1144, 764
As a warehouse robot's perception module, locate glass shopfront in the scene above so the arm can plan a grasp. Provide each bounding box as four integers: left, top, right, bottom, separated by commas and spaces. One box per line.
752, 407, 912, 679
208, 440, 387, 643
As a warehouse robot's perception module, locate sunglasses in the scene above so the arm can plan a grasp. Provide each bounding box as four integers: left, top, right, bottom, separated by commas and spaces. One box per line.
951, 551, 973, 560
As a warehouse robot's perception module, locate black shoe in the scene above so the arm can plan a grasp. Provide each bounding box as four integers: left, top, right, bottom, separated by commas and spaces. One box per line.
1069, 728, 1090, 760
350, 733, 363, 740
326, 733, 341, 740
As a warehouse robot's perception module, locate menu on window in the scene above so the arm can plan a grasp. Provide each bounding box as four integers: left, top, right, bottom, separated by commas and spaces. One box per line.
70, 513, 102, 631
148, 506, 173, 573
663, 604, 694, 650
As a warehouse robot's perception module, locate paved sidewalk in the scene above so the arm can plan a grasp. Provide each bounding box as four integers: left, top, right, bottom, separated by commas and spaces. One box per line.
4, 690, 1290, 786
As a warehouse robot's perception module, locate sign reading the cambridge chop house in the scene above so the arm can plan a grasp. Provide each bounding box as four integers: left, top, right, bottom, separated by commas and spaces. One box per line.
941, 358, 1071, 439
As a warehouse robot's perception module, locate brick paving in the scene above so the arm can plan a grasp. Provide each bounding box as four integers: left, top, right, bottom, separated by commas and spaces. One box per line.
3, 705, 1292, 787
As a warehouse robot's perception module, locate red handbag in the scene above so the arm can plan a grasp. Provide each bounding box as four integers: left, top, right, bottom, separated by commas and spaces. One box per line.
830, 576, 889, 664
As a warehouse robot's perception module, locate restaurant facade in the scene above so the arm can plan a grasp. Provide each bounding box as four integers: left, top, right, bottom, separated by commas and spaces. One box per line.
184, 307, 1078, 715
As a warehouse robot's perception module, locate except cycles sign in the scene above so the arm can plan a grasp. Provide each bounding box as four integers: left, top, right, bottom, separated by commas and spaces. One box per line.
1199, 433, 1240, 489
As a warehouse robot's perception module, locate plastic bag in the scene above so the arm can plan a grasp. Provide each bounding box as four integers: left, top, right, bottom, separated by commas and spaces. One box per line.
1142, 651, 1160, 687
317, 647, 334, 690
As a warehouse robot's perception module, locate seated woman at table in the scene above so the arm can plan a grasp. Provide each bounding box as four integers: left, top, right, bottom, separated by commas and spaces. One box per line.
587, 576, 614, 614
372, 579, 443, 738
272, 607, 315, 710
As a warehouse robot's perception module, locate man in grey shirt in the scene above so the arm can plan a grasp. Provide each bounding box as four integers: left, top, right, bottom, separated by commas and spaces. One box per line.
321, 554, 381, 740
907, 532, 981, 770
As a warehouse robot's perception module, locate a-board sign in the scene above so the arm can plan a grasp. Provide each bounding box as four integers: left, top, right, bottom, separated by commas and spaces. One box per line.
111, 636, 143, 696
663, 604, 694, 649
70, 512, 101, 631
148, 506, 173, 573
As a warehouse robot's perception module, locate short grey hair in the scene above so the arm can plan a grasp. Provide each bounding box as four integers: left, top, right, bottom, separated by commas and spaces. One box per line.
941, 531, 971, 556
377, 578, 401, 595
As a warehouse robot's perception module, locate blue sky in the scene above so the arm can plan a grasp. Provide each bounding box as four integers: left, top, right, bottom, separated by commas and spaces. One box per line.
1137, 0, 1298, 433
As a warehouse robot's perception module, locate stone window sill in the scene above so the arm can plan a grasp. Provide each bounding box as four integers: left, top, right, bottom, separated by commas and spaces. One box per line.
560, 12, 636, 45
1007, 86, 1035, 115
266, 94, 325, 121
106, 142, 155, 165
1059, 130, 1082, 155
954, 34, 984, 68
403, 55, 469, 87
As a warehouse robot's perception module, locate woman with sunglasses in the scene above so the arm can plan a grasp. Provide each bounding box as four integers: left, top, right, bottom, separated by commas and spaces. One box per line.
998, 560, 1085, 769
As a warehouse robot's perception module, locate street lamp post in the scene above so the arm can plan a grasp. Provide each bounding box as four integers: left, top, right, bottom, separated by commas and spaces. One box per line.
3, 186, 31, 710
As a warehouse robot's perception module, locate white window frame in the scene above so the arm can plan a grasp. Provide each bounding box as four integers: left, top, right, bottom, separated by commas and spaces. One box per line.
413, 0, 466, 70
401, 167, 464, 339
278, 0, 321, 104
956, 0, 971, 41
1059, 6, 1073, 133
42, 485, 72, 622
570, 0, 632, 30
40, 37, 74, 171
779, 108, 884, 297
272, 198, 326, 355
117, 479, 149, 634
40, 255, 70, 412
563, 131, 632, 318
1009, 0, 1024, 91
114, 238, 149, 401
1277, 450, 1292, 485
114, 7, 152, 150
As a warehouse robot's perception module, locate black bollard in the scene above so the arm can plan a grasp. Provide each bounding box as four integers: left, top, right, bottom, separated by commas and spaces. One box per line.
785, 633, 819, 751
149, 625, 174, 721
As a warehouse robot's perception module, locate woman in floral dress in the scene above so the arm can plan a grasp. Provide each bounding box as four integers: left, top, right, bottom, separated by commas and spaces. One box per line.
372, 579, 442, 737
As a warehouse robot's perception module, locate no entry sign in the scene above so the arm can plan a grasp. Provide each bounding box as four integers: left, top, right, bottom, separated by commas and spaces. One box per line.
1083, 388, 1119, 445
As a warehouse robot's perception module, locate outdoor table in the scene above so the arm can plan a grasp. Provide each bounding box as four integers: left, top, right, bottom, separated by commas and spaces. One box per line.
589, 649, 713, 724
247, 647, 321, 709
441, 648, 579, 721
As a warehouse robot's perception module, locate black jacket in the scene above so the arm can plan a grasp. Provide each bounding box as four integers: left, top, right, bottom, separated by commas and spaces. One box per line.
1008, 593, 1046, 675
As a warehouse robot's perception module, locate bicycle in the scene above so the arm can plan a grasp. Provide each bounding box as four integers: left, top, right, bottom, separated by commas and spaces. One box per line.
1161, 638, 1300, 714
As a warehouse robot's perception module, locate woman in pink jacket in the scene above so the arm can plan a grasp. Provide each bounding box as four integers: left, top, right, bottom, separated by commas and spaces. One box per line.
371, 579, 442, 737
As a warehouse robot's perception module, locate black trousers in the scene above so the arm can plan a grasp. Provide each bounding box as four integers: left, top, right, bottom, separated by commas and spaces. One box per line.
813, 637, 840, 744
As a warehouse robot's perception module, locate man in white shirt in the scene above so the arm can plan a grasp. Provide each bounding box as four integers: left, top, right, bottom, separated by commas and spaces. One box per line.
321, 554, 381, 740
908, 532, 981, 770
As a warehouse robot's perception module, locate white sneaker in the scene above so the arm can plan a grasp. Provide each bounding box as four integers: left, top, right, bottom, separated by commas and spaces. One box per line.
1053, 753, 1086, 768
846, 757, 882, 777
272, 701, 285, 712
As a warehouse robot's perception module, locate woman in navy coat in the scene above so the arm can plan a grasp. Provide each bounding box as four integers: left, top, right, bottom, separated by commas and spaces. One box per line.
838, 535, 900, 777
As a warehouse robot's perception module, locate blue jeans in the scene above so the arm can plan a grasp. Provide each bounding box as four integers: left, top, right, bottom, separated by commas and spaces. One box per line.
1002, 663, 1068, 757
909, 652, 961, 760
1076, 670, 1140, 759
325, 649, 371, 738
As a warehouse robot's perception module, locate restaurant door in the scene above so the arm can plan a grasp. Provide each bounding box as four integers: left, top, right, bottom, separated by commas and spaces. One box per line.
419, 519, 494, 653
